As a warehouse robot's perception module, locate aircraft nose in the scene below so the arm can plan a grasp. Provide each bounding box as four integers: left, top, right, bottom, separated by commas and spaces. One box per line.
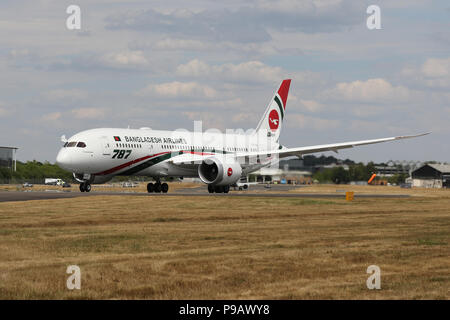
56, 149, 72, 170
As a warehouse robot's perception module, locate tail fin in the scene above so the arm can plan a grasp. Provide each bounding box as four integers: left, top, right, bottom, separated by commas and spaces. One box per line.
255, 79, 291, 142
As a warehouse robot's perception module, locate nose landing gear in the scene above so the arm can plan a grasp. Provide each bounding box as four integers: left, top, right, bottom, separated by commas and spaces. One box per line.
79, 182, 91, 192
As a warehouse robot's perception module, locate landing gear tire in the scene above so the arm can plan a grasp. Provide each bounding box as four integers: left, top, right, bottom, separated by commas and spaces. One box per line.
80, 182, 91, 193
208, 185, 214, 193
147, 183, 154, 193
154, 183, 162, 193
214, 186, 223, 193
223, 185, 230, 193
161, 183, 169, 193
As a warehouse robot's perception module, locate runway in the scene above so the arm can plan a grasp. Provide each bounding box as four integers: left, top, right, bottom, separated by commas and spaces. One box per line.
0, 189, 410, 202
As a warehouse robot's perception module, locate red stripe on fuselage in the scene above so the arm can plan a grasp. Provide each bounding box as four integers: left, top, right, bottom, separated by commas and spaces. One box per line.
93, 150, 216, 176
94, 152, 169, 176
181, 151, 214, 156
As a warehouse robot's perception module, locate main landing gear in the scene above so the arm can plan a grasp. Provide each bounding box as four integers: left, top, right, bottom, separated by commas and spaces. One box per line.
79, 182, 91, 192
208, 185, 230, 194
147, 181, 169, 193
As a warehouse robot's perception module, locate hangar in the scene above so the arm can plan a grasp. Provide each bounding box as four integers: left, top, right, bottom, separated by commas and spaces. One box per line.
411, 163, 450, 188
0, 146, 18, 171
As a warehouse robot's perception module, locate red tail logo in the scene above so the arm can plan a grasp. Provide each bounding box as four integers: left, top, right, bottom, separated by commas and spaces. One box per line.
268, 110, 280, 131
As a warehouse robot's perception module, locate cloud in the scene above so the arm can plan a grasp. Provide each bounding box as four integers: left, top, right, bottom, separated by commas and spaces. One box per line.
182, 111, 226, 130
8, 49, 152, 72
41, 112, 62, 122
149, 38, 209, 51
137, 81, 218, 99
232, 113, 255, 123
256, 0, 342, 13
421, 57, 450, 77
401, 57, 450, 89
287, 114, 340, 131
299, 99, 323, 112
176, 59, 285, 83
0, 102, 10, 117
42, 89, 88, 101
101, 50, 149, 67
105, 8, 271, 43
326, 78, 411, 103
0, 108, 8, 117
129, 37, 303, 58
71, 108, 105, 120
105, 1, 364, 44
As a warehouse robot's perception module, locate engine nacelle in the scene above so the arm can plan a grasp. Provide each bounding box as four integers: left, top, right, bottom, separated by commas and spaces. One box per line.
198, 157, 242, 186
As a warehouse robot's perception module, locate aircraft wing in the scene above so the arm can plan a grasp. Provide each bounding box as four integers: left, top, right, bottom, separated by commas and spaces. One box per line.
235, 132, 430, 159
167, 132, 429, 166
169, 152, 213, 165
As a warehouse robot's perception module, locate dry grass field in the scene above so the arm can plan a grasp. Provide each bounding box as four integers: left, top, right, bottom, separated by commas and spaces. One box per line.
0, 184, 448, 299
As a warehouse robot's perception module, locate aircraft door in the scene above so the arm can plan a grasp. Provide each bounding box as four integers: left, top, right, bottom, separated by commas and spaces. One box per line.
100, 136, 112, 156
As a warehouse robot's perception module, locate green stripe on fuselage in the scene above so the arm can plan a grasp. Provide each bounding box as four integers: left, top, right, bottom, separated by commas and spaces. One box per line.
119, 152, 172, 176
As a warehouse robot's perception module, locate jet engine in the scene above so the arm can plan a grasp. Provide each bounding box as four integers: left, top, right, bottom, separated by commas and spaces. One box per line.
198, 157, 242, 186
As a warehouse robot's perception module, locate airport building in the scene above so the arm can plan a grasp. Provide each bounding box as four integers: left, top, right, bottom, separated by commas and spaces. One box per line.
411, 163, 450, 188
375, 165, 409, 177
0, 146, 18, 171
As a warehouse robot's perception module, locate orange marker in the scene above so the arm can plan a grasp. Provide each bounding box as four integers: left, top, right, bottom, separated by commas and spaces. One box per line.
368, 173, 377, 184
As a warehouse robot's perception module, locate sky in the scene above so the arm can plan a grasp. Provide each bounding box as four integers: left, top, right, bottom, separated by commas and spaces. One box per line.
0, 0, 449, 163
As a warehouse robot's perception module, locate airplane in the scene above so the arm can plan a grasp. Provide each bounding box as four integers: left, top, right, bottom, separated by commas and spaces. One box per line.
56, 79, 429, 193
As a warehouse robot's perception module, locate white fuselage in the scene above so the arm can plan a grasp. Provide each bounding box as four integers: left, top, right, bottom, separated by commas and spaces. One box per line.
56, 128, 278, 182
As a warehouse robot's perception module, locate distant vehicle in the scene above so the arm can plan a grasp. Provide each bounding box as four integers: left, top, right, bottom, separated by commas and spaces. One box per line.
122, 182, 138, 188
45, 178, 57, 185
400, 183, 412, 189
22, 182, 33, 187
281, 179, 287, 184
234, 180, 258, 191
45, 178, 65, 186
62, 182, 71, 188
264, 184, 271, 189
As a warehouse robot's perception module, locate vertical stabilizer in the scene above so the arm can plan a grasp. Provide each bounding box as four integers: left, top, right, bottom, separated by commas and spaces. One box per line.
255, 79, 291, 143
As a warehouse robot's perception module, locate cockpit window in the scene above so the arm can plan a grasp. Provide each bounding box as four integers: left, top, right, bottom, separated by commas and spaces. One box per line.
63, 142, 68, 147
77, 142, 86, 148
67, 142, 77, 147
